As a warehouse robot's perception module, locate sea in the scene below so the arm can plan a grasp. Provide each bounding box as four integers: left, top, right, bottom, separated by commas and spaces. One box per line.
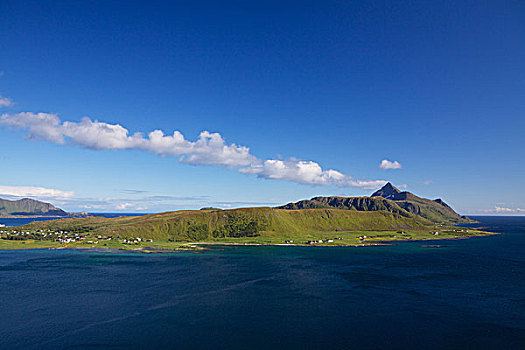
0, 212, 140, 227
0, 216, 524, 349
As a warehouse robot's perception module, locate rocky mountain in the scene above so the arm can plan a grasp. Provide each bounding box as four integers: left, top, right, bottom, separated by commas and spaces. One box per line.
278, 183, 471, 224
0, 197, 68, 216
370, 182, 407, 200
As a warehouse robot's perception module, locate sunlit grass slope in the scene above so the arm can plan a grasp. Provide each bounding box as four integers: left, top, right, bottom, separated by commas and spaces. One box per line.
22, 207, 431, 241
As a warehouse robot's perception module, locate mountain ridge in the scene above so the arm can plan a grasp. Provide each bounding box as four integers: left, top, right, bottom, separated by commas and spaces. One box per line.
278, 183, 472, 224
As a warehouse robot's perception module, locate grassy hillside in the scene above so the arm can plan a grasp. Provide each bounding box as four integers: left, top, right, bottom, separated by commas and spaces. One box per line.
393, 197, 468, 223
21, 207, 430, 241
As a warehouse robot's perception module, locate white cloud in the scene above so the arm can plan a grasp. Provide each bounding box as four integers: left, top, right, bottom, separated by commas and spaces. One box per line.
0, 112, 64, 142
0, 113, 256, 168
144, 129, 256, 167
0, 95, 13, 108
116, 202, 133, 210
0, 111, 386, 188
379, 159, 402, 170
495, 206, 514, 213
240, 159, 345, 185
0, 185, 74, 199
62, 117, 144, 150
240, 159, 386, 189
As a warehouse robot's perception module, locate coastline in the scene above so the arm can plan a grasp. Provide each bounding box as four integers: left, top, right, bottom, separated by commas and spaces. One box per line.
0, 214, 73, 219
0, 230, 501, 253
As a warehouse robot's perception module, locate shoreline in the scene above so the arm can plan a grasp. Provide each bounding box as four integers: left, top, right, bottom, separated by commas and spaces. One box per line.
189, 232, 501, 248
0, 215, 74, 219
0, 231, 501, 253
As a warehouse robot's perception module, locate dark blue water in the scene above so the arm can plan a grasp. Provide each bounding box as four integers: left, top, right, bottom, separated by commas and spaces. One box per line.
0, 213, 143, 227
0, 216, 524, 349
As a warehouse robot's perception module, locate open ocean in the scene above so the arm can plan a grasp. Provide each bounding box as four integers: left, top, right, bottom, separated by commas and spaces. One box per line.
0, 213, 141, 227
0, 216, 524, 349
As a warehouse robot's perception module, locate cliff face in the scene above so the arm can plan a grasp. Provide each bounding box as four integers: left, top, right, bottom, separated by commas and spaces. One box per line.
0, 198, 68, 216
279, 183, 471, 224
279, 196, 414, 218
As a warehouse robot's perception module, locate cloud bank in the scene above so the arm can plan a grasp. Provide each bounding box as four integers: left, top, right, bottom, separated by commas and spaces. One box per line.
473, 206, 525, 215
379, 159, 402, 170
0, 111, 387, 189
0, 185, 74, 199
494, 206, 525, 213
55, 193, 278, 212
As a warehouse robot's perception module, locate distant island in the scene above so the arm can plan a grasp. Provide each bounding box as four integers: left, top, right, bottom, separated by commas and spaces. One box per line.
0, 183, 496, 251
0, 197, 69, 217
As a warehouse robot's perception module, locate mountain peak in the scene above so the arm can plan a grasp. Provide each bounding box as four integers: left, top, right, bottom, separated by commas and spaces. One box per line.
371, 182, 401, 199
382, 182, 399, 192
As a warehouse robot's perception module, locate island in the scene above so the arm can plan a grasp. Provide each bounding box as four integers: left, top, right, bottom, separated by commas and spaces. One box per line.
0, 183, 497, 251
0, 197, 69, 218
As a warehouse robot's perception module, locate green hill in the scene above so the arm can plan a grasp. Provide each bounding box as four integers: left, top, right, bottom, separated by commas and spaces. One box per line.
0, 198, 68, 217
22, 207, 430, 241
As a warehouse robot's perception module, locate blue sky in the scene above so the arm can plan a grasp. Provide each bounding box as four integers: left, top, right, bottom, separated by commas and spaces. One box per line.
0, 0, 524, 215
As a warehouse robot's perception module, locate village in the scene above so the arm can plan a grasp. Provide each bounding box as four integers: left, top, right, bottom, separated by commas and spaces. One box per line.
281, 227, 470, 246
0, 228, 153, 245
283, 237, 345, 245
0, 223, 471, 248
305, 237, 344, 245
